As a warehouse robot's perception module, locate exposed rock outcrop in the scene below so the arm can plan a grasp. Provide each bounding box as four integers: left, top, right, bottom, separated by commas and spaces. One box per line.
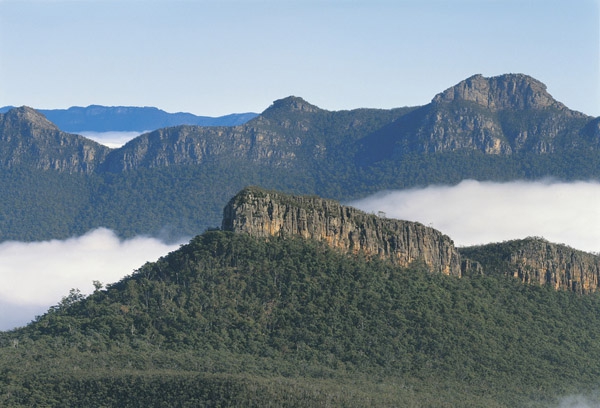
223, 188, 600, 294
222, 187, 463, 276
432, 73, 569, 112
460, 238, 600, 294
359, 74, 593, 163
0, 107, 110, 173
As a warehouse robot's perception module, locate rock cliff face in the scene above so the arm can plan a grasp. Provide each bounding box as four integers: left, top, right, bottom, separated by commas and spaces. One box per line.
222, 187, 463, 276
432, 74, 569, 112
508, 239, 600, 293
359, 74, 593, 163
223, 188, 600, 294
460, 238, 600, 294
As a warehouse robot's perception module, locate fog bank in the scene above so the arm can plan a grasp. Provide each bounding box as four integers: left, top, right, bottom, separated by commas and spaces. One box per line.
0, 228, 183, 330
78, 131, 145, 148
348, 180, 600, 253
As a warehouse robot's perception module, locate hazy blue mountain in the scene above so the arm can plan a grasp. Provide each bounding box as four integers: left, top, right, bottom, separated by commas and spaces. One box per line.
0, 105, 258, 132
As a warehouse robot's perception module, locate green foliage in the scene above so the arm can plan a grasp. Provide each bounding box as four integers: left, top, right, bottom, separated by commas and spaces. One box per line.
3, 231, 600, 406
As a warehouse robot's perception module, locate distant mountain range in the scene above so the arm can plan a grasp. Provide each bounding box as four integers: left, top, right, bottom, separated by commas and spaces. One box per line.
0, 73, 598, 242
0, 105, 258, 132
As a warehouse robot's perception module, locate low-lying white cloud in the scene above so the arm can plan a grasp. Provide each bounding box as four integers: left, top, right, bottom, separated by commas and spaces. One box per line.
348, 180, 600, 254
555, 394, 600, 408
78, 131, 146, 148
3, 180, 599, 331
0, 228, 183, 331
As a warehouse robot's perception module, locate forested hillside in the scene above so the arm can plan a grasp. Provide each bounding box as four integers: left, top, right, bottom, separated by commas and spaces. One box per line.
2, 230, 600, 406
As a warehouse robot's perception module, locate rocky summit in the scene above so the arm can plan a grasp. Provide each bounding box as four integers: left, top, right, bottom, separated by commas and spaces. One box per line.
432, 73, 575, 113
223, 187, 600, 294
0, 106, 110, 173
223, 187, 463, 276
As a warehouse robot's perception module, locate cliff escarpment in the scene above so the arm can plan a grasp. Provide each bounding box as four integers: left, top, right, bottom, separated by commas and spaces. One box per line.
223, 188, 600, 294
222, 187, 463, 276
460, 238, 600, 294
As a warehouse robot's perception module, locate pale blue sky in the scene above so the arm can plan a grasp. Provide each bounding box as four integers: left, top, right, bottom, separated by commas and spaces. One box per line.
0, 0, 598, 116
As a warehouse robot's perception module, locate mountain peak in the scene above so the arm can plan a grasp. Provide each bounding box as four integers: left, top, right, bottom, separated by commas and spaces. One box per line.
432, 74, 566, 111
262, 96, 321, 115
2, 106, 59, 131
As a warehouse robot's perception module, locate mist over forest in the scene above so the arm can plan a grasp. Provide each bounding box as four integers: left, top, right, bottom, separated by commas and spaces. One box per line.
2, 179, 598, 331
350, 179, 600, 253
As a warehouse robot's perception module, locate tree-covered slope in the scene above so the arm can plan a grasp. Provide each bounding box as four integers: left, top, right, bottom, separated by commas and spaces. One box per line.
2, 230, 600, 406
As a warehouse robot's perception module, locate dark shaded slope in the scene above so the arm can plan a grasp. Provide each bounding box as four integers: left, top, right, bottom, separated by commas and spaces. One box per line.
355, 74, 598, 189
0, 107, 110, 173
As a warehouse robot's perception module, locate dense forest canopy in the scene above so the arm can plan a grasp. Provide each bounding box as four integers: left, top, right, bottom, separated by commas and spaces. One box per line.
2, 231, 600, 406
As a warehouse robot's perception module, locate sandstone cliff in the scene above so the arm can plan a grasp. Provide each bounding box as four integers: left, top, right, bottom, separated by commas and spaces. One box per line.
222, 187, 463, 276
460, 238, 600, 294
223, 188, 600, 294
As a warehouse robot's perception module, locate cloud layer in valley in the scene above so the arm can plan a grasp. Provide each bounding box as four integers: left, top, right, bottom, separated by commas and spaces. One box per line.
0, 228, 183, 331
2, 180, 599, 331
78, 131, 145, 148
348, 180, 600, 254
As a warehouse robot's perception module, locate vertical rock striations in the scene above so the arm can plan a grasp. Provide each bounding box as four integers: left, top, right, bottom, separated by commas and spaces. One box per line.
432, 73, 569, 112
460, 238, 600, 294
222, 187, 463, 276
223, 188, 600, 294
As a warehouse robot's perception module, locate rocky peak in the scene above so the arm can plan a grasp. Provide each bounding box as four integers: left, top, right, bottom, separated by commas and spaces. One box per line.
507, 238, 600, 293
1, 106, 59, 132
0, 106, 110, 173
432, 74, 568, 112
262, 96, 321, 116
222, 187, 463, 276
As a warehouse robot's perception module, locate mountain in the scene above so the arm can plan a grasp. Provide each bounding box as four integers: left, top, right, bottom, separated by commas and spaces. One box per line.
0, 105, 258, 132
225, 187, 600, 294
0, 73, 599, 241
357, 73, 596, 164
2, 187, 600, 406
0, 106, 110, 172
99, 95, 411, 173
